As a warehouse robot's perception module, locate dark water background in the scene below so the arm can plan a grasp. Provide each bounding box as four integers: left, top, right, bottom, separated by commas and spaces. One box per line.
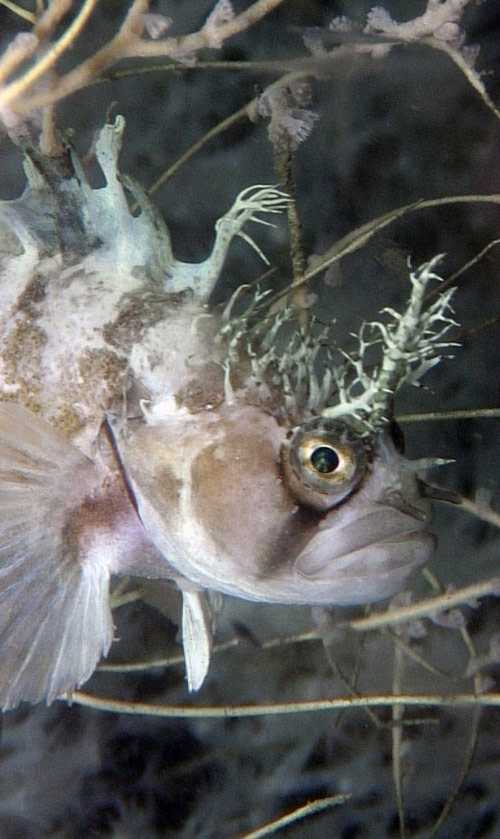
1, 1, 500, 837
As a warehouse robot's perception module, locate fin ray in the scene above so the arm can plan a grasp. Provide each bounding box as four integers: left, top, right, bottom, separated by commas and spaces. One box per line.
0, 405, 115, 710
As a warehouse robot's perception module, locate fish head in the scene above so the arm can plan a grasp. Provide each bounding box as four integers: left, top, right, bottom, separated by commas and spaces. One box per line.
116, 403, 434, 608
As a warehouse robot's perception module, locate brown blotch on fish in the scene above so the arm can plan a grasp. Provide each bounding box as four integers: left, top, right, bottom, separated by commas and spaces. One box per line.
190, 424, 295, 567
47, 349, 128, 438
260, 505, 319, 579
77, 348, 128, 407
61, 482, 130, 568
51, 404, 87, 439
155, 464, 183, 510
15, 274, 48, 316
1, 318, 47, 407
102, 289, 189, 352
175, 362, 225, 413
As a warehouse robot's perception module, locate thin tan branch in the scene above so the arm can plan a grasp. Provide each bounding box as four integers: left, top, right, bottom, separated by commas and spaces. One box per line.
424, 237, 500, 302
144, 101, 252, 202
348, 578, 500, 633
435, 39, 500, 124
261, 193, 500, 312
428, 706, 480, 838
0, 0, 99, 107
32, 0, 74, 41
459, 495, 500, 529
0, 0, 73, 86
68, 690, 500, 719
8, 0, 285, 114
0, 31, 40, 86
235, 795, 349, 839
98, 629, 317, 673
392, 644, 406, 839
419, 566, 482, 838
383, 629, 457, 680
397, 407, 500, 423
92, 57, 299, 84
0, 0, 36, 24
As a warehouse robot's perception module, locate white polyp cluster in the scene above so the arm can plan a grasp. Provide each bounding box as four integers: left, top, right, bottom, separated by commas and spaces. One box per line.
251, 315, 333, 417
323, 255, 459, 430
219, 255, 458, 429
219, 282, 336, 421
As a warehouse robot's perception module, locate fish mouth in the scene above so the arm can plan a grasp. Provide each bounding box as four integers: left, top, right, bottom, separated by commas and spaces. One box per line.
247, 530, 435, 607
287, 528, 435, 606
213, 529, 434, 608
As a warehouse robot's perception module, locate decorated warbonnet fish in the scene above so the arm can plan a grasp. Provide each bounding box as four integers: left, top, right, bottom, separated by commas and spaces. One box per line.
0, 117, 457, 710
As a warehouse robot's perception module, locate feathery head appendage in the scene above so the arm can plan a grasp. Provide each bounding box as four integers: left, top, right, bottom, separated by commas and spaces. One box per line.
217, 258, 458, 429
218, 284, 338, 423
323, 256, 459, 431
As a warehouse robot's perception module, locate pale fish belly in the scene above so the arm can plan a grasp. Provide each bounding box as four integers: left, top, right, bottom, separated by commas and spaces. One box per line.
0, 118, 451, 709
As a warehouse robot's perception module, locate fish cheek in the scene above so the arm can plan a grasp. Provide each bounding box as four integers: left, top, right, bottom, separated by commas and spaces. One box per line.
155, 463, 183, 511
190, 431, 300, 573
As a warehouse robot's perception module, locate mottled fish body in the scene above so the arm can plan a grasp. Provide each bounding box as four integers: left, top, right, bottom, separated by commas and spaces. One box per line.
0, 118, 452, 708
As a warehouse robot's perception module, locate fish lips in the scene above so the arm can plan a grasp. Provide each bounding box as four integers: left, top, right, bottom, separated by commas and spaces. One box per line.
292, 504, 434, 605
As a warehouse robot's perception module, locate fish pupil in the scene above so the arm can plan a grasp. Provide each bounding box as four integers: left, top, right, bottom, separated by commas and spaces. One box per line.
310, 446, 339, 474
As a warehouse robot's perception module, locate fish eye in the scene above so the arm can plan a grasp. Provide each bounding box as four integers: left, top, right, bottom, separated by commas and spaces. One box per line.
295, 432, 359, 486
301, 439, 351, 481
281, 418, 369, 512
310, 445, 339, 474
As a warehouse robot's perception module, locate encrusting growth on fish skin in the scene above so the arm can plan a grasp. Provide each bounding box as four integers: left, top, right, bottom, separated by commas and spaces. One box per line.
0, 117, 457, 708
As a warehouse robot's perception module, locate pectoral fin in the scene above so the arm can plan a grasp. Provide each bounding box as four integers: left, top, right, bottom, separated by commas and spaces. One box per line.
0, 404, 116, 710
181, 588, 222, 692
